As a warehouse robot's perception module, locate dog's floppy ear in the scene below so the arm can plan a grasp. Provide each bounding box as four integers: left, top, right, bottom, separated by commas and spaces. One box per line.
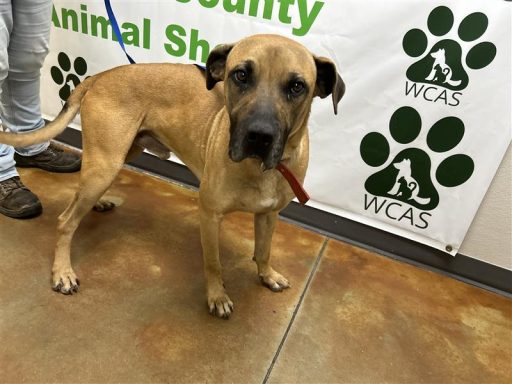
206, 43, 235, 90
314, 56, 345, 115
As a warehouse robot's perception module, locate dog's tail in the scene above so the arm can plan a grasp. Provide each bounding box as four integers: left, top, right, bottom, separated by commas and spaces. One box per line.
0, 76, 94, 147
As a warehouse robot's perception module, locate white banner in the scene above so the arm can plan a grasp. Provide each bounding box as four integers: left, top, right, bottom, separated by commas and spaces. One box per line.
42, 0, 512, 255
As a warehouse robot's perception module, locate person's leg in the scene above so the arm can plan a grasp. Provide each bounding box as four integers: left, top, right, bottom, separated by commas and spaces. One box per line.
0, 0, 45, 219
0, 0, 80, 219
0, 143, 17, 182
6, 0, 81, 172
1, 0, 51, 155
3, 0, 80, 173
0, 0, 17, 182
1, 0, 81, 219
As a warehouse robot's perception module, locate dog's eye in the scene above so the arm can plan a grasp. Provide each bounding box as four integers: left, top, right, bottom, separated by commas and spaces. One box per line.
289, 81, 305, 95
234, 69, 248, 83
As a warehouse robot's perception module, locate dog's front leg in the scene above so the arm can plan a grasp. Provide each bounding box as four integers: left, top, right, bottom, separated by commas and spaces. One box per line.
388, 182, 400, 196
425, 66, 437, 81
199, 204, 233, 318
254, 212, 290, 292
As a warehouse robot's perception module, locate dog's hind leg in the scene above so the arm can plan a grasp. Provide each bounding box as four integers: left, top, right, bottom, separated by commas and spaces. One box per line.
52, 159, 126, 294
91, 145, 143, 213
52, 114, 139, 294
253, 212, 290, 292
91, 135, 170, 213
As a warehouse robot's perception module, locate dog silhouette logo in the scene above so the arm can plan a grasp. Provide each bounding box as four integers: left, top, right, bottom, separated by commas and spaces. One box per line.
425, 48, 461, 88
388, 159, 431, 206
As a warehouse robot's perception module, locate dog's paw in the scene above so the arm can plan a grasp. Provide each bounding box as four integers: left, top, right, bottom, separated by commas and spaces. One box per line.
52, 268, 80, 295
93, 199, 116, 212
207, 291, 234, 319
259, 268, 291, 292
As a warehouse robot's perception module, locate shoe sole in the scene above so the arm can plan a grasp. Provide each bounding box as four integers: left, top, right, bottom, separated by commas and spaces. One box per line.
15, 160, 81, 173
0, 202, 43, 219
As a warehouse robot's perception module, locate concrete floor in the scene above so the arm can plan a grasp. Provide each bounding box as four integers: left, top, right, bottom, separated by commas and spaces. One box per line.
0, 165, 510, 383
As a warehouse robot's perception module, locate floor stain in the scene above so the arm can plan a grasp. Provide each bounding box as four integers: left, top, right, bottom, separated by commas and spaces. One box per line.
0, 166, 509, 383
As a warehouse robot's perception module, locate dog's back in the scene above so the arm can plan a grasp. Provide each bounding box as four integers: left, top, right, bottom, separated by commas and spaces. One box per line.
79, 63, 225, 177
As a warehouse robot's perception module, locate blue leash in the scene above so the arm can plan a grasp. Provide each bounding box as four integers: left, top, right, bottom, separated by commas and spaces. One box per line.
104, 0, 136, 64
104, 0, 206, 70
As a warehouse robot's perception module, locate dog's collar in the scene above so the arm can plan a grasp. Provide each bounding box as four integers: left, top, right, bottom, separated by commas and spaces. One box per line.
276, 163, 310, 205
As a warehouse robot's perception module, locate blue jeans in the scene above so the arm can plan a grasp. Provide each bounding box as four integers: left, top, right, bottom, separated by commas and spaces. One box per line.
0, 0, 52, 182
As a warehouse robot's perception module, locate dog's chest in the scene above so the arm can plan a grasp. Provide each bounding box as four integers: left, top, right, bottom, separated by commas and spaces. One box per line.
235, 173, 290, 213
254, 197, 280, 211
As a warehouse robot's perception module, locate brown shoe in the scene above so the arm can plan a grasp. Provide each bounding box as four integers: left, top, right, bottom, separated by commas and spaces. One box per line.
0, 176, 42, 219
14, 144, 81, 173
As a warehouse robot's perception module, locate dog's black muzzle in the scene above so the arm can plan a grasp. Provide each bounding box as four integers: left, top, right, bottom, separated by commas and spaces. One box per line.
228, 113, 285, 171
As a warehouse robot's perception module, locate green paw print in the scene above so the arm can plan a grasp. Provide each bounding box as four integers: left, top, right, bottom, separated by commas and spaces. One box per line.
50, 52, 88, 102
360, 106, 474, 211
403, 6, 496, 91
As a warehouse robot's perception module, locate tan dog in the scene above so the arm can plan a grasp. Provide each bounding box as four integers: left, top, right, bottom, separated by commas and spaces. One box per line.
0, 34, 344, 318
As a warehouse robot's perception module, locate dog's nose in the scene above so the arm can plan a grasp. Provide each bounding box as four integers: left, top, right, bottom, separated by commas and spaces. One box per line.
244, 123, 277, 159
247, 130, 274, 148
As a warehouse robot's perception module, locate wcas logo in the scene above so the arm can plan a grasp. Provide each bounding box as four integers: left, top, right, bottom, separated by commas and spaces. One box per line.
402, 6, 496, 106
359, 107, 474, 229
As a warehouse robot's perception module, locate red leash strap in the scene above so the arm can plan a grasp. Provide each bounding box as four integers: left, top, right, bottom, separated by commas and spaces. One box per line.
276, 163, 310, 205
